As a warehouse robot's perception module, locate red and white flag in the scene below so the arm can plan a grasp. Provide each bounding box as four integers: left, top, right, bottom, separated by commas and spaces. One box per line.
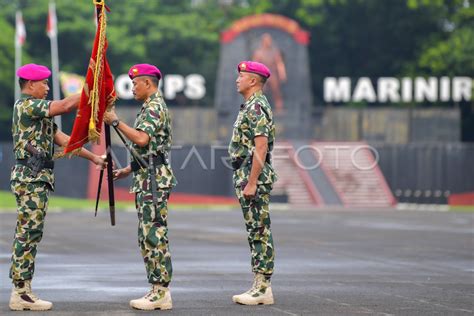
15, 11, 26, 46
46, 2, 57, 39
65, 3, 116, 154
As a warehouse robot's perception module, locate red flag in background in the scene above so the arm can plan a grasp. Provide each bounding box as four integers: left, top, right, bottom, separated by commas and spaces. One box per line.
46, 2, 57, 39
15, 11, 26, 46
64, 2, 116, 154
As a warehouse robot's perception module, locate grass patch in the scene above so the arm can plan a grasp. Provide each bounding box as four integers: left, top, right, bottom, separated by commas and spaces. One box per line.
0, 190, 134, 211
449, 205, 474, 212
0, 190, 236, 212
0, 191, 16, 209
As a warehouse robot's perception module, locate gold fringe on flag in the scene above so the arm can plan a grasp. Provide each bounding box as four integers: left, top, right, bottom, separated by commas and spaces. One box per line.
88, 1, 107, 142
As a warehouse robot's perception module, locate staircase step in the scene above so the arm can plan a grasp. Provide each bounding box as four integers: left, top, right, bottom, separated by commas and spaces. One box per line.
273, 142, 319, 207
314, 142, 395, 207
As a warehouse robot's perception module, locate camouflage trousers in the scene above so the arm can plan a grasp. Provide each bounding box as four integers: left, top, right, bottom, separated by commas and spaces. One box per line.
135, 189, 172, 286
9, 181, 50, 282
235, 183, 275, 276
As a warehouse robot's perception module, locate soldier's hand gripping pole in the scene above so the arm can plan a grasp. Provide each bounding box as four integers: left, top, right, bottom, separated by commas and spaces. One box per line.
111, 126, 158, 210
94, 151, 112, 217
112, 125, 148, 169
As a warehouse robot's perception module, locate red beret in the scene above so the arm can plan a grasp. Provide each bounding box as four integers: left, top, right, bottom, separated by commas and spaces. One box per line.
128, 64, 162, 80
237, 61, 271, 79
17, 64, 51, 81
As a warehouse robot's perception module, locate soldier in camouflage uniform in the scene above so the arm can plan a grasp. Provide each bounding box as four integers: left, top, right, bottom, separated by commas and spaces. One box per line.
9, 64, 107, 311
229, 61, 278, 305
103, 63, 176, 311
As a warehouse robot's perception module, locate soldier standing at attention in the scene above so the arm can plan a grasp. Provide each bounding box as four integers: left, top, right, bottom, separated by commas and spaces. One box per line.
229, 61, 278, 305
103, 64, 176, 311
9, 64, 107, 311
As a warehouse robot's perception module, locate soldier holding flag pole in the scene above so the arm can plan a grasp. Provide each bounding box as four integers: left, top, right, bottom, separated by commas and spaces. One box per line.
104, 64, 176, 311
8, 64, 107, 311
9, 0, 112, 311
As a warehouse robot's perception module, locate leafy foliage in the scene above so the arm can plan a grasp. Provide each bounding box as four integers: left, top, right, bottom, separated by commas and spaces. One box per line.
0, 0, 472, 139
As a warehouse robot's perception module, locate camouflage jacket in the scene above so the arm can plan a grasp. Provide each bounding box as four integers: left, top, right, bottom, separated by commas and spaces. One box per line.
130, 91, 176, 193
10, 94, 57, 188
228, 91, 277, 187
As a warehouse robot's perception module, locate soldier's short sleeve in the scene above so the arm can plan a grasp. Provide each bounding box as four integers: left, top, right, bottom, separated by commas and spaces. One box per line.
135, 104, 164, 137
249, 103, 270, 138
27, 99, 51, 119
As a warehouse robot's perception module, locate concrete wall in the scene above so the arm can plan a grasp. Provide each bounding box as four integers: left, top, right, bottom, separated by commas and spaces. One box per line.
320, 107, 460, 143
115, 107, 218, 145
116, 106, 460, 144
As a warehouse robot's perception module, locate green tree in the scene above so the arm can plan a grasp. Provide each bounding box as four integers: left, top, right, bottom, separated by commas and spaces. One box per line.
0, 18, 16, 106
0, 0, 472, 140
405, 0, 474, 140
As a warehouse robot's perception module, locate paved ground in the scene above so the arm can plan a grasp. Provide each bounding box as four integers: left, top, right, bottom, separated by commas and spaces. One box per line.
0, 207, 473, 315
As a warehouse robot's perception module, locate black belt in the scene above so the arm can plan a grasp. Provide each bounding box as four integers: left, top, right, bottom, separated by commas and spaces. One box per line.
131, 154, 167, 172
231, 153, 271, 171
16, 158, 55, 170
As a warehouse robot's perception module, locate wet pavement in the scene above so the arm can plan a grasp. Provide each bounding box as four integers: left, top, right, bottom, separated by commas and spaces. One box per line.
0, 208, 473, 315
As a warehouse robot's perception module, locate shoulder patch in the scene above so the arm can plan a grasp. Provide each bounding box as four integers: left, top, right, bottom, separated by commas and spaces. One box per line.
254, 103, 262, 115
149, 110, 160, 120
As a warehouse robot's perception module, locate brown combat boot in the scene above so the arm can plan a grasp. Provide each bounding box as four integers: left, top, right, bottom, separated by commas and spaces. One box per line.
130, 284, 172, 310
232, 273, 274, 305
9, 280, 53, 311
